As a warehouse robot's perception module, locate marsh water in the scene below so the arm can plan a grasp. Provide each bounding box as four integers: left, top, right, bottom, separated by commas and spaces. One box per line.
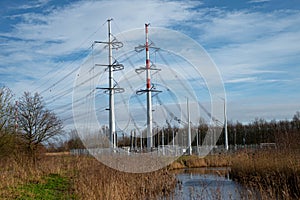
165, 168, 254, 200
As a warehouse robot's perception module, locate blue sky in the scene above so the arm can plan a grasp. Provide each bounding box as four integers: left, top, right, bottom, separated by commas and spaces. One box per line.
1, 0, 300, 128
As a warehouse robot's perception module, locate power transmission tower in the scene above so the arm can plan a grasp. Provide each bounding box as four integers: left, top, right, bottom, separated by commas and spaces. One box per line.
135, 24, 161, 151
95, 19, 124, 150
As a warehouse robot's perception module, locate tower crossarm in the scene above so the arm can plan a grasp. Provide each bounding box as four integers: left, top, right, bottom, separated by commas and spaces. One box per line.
134, 43, 160, 53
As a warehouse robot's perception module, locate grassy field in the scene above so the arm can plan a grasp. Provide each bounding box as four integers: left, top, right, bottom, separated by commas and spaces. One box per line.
1, 152, 232, 199
2, 150, 299, 199
15, 173, 75, 199
0, 155, 176, 200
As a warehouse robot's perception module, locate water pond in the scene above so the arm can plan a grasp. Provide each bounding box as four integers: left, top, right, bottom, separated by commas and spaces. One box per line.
165, 167, 255, 200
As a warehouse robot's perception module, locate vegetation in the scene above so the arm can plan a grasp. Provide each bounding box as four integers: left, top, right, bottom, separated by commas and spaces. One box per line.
48, 129, 85, 152
230, 128, 300, 200
0, 155, 176, 199
0, 86, 16, 157
0, 88, 63, 160
17, 92, 63, 161
218, 112, 300, 146
116, 112, 300, 150
16, 173, 75, 200
230, 149, 300, 199
169, 154, 231, 170
1, 85, 300, 199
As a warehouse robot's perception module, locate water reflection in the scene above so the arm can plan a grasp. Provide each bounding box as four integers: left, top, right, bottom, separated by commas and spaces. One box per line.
166, 168, 253, 200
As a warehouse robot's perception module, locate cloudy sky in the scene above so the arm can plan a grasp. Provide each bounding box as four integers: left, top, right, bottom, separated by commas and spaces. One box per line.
1, 0, 300, 127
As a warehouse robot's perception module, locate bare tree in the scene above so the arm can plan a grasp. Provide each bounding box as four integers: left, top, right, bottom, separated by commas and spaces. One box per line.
0, 86, 15, 157
292, 111, 300, 131
18, 92, 63, 159
0, 86, 14, 132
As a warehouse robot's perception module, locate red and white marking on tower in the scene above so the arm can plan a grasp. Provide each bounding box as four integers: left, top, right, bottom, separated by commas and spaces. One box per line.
145, 23, 151, 90
145, 23, 153, 150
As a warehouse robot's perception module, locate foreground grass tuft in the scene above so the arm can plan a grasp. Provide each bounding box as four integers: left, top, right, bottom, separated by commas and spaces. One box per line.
16, 173, 76, 200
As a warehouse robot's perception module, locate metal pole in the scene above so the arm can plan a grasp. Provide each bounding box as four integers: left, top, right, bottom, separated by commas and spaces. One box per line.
145, 23, 153, 151
130, 130, 133, 152
224, 99, 228, 151
162, 127, 165, 155
196, 128, 199, 155
134, 130, 137, 151
187, 98, 192, 155
140, 130, 142, 151
172, 129, 175, 148
172, 129, 175, 156
107, 19, 116, 150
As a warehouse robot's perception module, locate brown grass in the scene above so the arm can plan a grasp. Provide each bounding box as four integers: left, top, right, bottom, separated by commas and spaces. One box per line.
0, 155, 176, 199
72, 156, 176, 199
44, 151, 70, 156
230, 149, 300, 199
168, 154, 232, 170
204, 154, 231, 167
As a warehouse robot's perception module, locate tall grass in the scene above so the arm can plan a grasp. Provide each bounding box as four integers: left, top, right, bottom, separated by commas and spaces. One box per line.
230, 149, 300, 199
168, 154, 231, 170
71, 155, 176, 199
0, 155, 176, 199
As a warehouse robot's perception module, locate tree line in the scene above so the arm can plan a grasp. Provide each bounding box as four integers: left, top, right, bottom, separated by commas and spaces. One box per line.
63, 112, 300, 151
115, 113, 300, 150
2, 85, 298, 156
219, 113, 300, 149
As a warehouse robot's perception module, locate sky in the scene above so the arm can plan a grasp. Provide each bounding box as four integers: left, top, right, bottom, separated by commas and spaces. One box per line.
1, 0, 300, 129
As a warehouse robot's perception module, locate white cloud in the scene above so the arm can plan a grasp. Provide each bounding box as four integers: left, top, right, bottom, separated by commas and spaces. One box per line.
228, 98, 299, 123
1, 0, 300, 125
248, 0, 270, 3
182, 8, 300, 121
8, 0, 50, 10
4, 0, 197, 57
192, 9, 300, 85
1, 0, 197, 97
225, 77, 257, 84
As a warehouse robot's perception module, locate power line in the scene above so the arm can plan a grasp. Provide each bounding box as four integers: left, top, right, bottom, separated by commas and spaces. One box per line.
31, 21, 107, 92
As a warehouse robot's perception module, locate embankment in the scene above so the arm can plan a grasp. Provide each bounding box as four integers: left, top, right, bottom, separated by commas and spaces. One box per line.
168, 154, 232, 170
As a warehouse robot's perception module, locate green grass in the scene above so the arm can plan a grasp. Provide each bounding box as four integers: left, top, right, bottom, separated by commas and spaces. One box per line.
16, 173, 76, 200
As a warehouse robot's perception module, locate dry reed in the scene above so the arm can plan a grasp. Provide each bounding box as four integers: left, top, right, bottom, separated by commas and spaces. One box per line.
230, 149, 300, 199
0, 154, 176, 199
168, 154, 232, 170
